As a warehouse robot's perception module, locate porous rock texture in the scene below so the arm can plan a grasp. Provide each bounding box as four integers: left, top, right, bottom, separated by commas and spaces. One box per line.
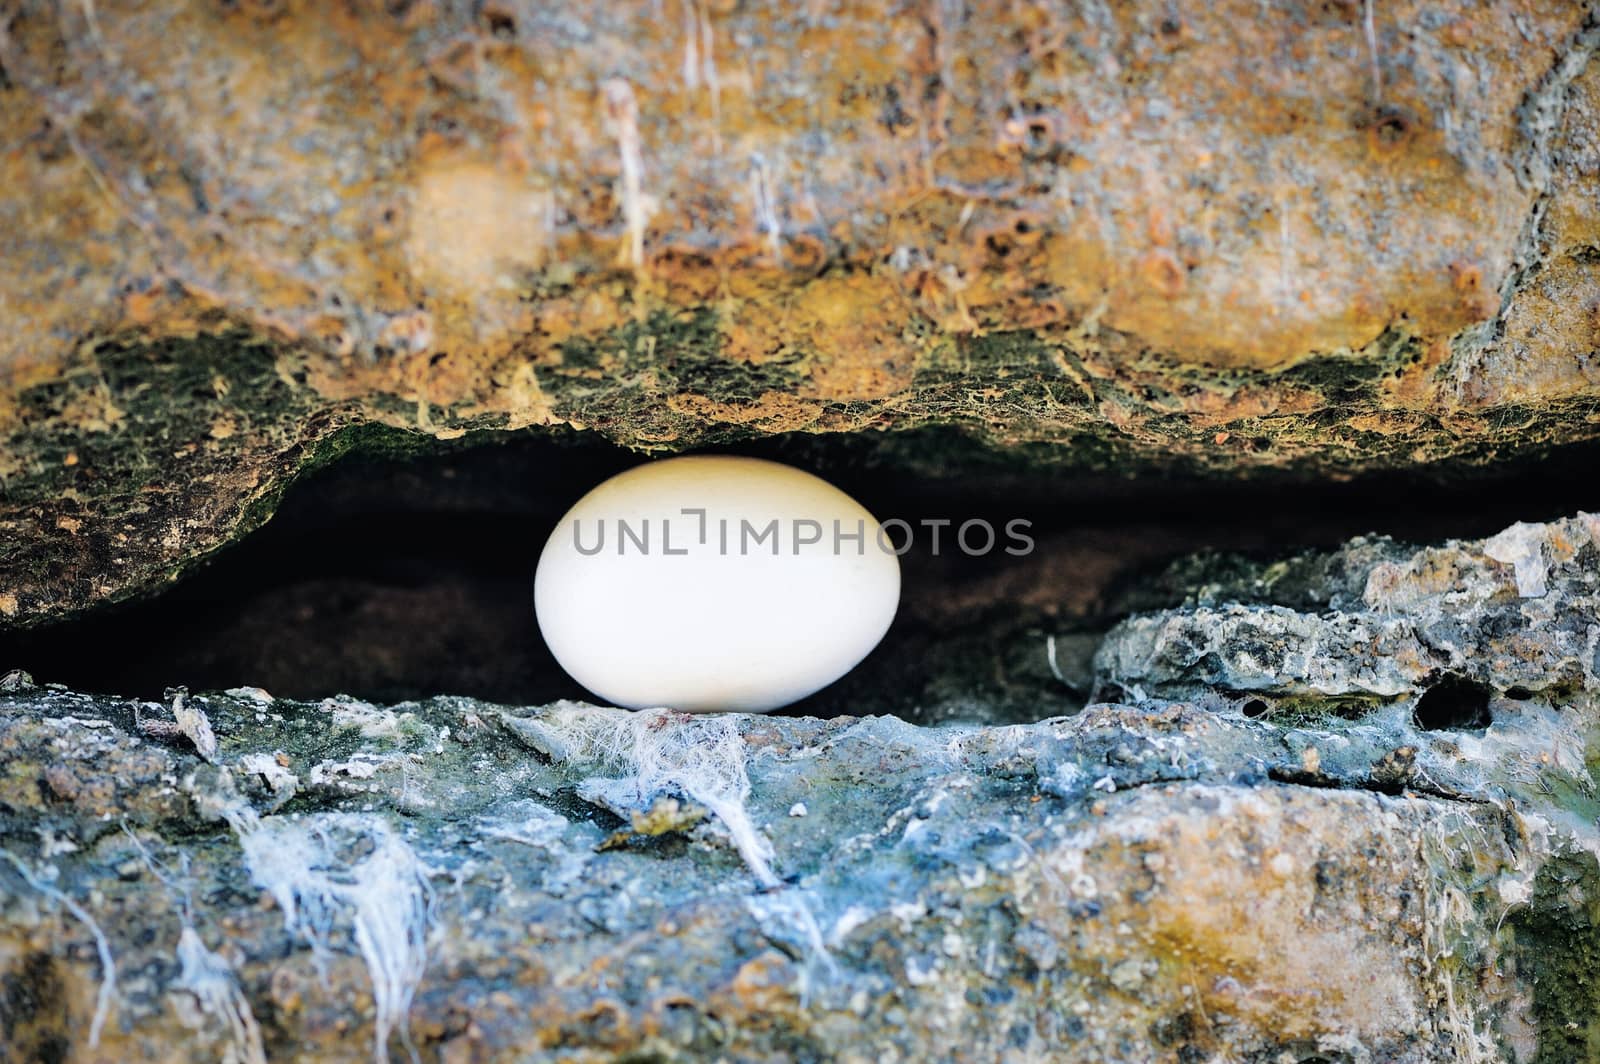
5, 1, 1600, 624
3, 514, 1600, 1062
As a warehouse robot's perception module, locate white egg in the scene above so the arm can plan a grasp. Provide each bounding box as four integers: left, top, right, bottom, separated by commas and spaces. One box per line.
534, 455, 900, 712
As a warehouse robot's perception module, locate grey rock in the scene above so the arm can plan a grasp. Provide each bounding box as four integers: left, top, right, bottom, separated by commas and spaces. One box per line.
3, 516, 1600, 1061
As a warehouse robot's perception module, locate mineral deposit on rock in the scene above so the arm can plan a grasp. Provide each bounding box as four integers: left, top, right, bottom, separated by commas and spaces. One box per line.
3, 517, 1600, 1061
2, 2, 1599, 623
5, 5, 1600, 1061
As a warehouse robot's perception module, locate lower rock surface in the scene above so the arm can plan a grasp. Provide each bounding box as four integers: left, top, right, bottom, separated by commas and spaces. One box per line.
3, 515, 1600, 1062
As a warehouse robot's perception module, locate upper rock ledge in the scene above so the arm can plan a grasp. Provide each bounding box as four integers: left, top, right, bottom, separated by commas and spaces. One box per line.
2, 1, 1599, 622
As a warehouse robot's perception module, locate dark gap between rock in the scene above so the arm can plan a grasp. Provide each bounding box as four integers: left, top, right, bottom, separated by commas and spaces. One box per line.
1411, 675, 1495, 731
4, 428, 1600, 725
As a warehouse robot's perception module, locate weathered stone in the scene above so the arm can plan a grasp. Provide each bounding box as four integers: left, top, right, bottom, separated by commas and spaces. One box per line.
1096, 512, 1600, 705
5, 5, 1600, 1056
3, 2, 1600, 624
2, 514, 1599, 1061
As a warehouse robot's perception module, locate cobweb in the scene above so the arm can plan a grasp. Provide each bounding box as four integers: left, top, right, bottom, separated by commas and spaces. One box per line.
212, 792, 432, 1064
502, 701, 780, 887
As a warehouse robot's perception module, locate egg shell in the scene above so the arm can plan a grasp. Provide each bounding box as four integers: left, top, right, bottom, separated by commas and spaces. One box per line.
534, 455, 901, 712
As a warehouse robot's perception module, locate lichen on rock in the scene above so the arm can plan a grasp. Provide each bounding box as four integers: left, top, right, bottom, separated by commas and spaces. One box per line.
5, 4, 1600, 1060
1, 514, 1599, 1061
3, 2, 1600, 624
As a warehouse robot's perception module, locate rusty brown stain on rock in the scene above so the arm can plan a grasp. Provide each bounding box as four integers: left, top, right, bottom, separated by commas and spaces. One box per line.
0, 2, 1599, 624
0, 1, 1591, 390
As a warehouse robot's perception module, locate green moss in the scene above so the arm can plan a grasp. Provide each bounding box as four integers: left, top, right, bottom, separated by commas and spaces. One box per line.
944, 329, 1063, 375
1273, 329, 1415, 402
742, 422, 1158, 481
1513, 850, 1600, 1064
9, 331, 302, 495
1251, 693, 1389, 725
13, 310, 1600, 631
542, 307, 820, 447
0, 331, 488, 626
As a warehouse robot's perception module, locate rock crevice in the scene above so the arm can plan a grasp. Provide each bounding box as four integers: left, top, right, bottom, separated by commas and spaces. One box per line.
3, 514, 1599, 1061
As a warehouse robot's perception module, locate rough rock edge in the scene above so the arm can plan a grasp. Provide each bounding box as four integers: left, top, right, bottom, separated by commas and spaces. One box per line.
6, 4, 1600, 627
3, 514, 1600, 1062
